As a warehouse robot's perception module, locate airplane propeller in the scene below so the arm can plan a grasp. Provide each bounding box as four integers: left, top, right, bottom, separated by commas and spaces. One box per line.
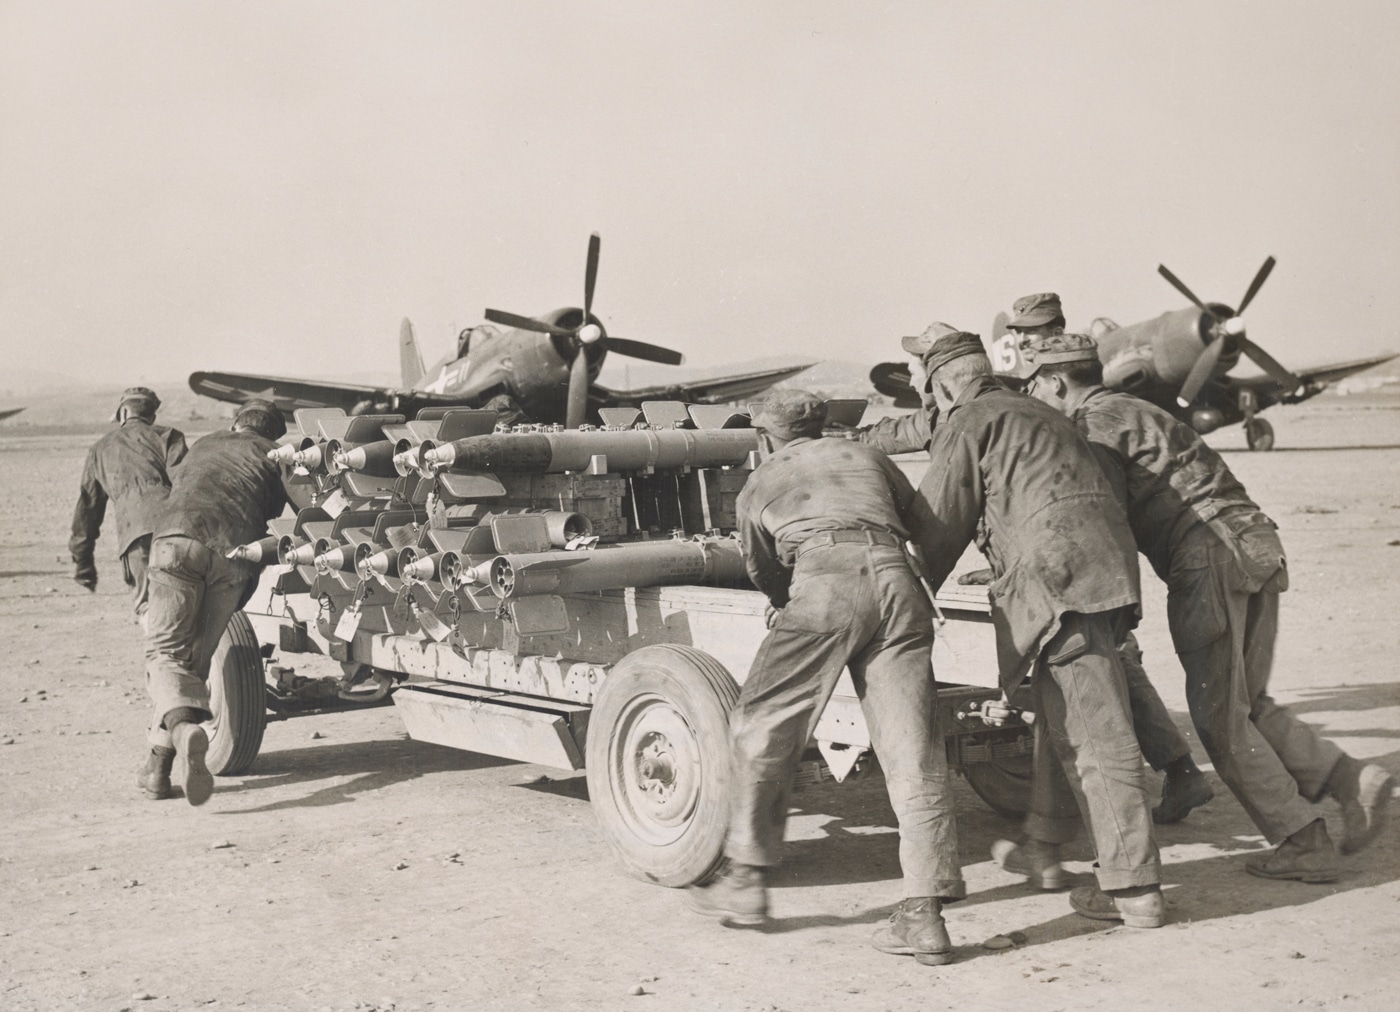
1157, 257, 1299, 407
484, 233, 685, 427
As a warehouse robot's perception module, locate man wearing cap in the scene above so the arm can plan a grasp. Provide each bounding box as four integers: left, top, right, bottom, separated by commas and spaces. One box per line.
997, 298, 1215, 828
70, 387, 188, 619
1021, 336, 1395, 881
909, 330, 1166, 928
852, 322, 963, 455
687, 388, 966, 964
139, 399, 288, 805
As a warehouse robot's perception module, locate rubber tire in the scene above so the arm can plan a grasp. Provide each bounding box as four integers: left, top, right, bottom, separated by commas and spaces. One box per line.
1246, 418, 1275, 451
204, 611, 268, 776
585, 645, 740, 888
963, 753, 1034, 820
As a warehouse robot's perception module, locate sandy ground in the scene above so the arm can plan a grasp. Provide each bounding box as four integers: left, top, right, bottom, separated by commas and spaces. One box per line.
2, 398, 1399, 1012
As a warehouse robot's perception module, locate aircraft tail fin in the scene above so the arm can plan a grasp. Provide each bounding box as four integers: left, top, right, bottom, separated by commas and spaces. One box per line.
400, 318, 426, 388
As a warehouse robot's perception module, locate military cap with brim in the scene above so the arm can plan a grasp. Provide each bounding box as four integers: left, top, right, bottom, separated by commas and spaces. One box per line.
1019, 332, 1099, 379
112, 386, 160, 421
1009, 292, 1064, 329
748, 388, 827, 439
922, 331, 987, 374
900, 321, 963, 357
234, 397, 287, 440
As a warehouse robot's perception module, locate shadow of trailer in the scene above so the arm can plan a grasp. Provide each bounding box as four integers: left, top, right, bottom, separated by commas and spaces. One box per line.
207, 568, 1030, 888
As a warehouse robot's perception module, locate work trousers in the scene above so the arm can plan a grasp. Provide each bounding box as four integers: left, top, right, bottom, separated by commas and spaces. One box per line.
121, 534, 152, 624
1169, 521, 1342, 844
1120, 631, 1191, 771
143, 535, 252, 748
1022, 610, 1161, 891
726, 542, 965, 900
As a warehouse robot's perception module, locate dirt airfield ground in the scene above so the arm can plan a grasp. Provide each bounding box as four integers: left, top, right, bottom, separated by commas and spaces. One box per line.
2, 394, 1399, 1012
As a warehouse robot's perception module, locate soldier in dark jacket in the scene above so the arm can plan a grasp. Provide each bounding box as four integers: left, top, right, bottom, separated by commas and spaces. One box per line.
1022, 335, 1394, 880
139, 400, 288, 805
910, 331, 1165, 929
686, 389, 965, 964
70, 387, 187, 619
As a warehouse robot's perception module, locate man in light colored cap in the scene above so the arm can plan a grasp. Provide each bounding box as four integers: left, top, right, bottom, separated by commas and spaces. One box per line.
909, 332, 1167, 928
689, 388, 967, 964
70, 387, 188, 617
1021, 335, 1394, 884
854, 322, 966, 455
139, 398, 287, 805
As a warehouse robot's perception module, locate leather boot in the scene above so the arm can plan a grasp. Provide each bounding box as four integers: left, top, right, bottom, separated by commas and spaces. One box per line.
136, 747, 175, 801
1070, 885, 1166, 928
1336, 764, 1395, 855
1153, 769, 1214, 824
171, 722, 214, 807
685, 862, 768, 927
991, 837, 1067, 890
870, 897, 955, 965
1245, 819, 1339, 883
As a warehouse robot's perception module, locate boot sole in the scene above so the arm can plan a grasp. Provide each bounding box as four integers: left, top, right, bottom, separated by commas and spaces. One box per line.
174, 726, 214, 807
1071, 905, 1166, 929
1244, 864, 1338, 884
873, 940, 956, 961
683, 891, 768, 928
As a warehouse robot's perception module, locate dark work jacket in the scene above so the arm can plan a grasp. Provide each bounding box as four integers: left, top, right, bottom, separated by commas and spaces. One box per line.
70, 419, 188, 561
1071, 387, 1264, 582
855, 406, 936, 456
736, 436, 916, 607
910, 375, 1141, 691
154, 429, 288, 555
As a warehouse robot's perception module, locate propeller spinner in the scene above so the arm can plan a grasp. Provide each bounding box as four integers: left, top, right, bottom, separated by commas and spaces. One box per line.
1157, 256, 1299, 407
484, 233, 685, 427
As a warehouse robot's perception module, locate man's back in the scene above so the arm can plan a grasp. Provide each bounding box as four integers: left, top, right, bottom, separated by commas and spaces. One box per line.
72, 418, 187, 557
1073, 388, 1258, 579
156, 429, 286, 554
912, 375, 1140, 688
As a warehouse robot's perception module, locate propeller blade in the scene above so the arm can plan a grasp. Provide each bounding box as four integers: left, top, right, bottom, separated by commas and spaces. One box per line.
583, 232, 600, 320
1236, 334, 1300, 391
602, 337, 685, 366
1157, 264, 1219, 320
565, 349, 591, 429
484, 308, 572, 336
991, 311, 1010, 341
1177, 339, 1226, 407
1236, 256, 1276, 315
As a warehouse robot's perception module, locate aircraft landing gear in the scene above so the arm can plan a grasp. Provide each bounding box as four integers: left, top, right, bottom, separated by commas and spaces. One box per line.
1245, 417, 1275, 451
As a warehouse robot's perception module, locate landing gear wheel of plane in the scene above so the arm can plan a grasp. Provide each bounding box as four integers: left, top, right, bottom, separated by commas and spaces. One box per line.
1246, 418, 1275, 452
204, 612, 268, 776
586, 645, 739, 888
962, 753, 1034, 820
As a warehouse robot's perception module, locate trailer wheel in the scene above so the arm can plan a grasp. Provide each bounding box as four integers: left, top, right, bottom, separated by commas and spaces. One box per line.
963, 753, 1033, 820
204, 611, 267, 776
586, 645, 739, 888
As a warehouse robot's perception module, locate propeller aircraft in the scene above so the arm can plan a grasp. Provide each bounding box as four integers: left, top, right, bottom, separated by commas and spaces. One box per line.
871, 257, 1396, 450
190, 234, 813, 429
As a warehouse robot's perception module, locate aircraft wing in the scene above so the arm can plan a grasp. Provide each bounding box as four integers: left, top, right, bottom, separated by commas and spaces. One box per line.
1227, 352, 1398, 397
596, 362, 816, 406
189, 370, 462, 415
0, 406, 25, 422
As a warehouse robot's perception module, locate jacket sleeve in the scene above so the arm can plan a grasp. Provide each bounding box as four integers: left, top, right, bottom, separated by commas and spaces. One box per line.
738, 500, 789, 607
877, 449, 919, 518
69, 447, 107, 563
165, 428, 189, 470
854, 408, 934, 456
908, 425, 983, 591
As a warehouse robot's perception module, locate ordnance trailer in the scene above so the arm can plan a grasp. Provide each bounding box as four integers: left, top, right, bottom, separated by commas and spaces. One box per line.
203, 402, 1033, 887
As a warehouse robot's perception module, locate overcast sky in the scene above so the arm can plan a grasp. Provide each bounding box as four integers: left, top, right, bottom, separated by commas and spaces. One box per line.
3, 0, 1397, 390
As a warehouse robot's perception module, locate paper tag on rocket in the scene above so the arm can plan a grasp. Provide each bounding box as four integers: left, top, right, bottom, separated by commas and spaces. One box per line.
334, 604, 363, 641
416, 606, 452, 642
